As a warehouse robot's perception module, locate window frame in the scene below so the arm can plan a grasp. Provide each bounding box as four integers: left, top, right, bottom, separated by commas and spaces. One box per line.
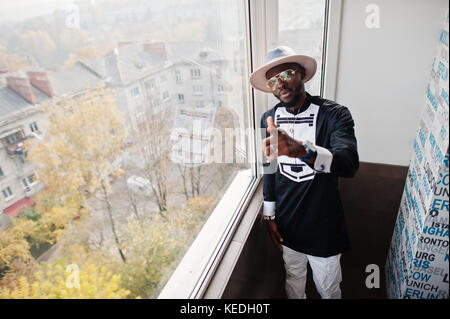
159, 0, 331, 298
29, 121, 39, 133
2, 186, 14, 201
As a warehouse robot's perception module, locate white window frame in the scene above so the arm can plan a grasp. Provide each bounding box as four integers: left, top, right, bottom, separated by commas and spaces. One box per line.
192, 85, 203, 95
159, 0, 274, 299
130, 86, 140, 97
175, 70, 182, 83
29, 121, 39, 133
22, 172, 38, 189
159, 0, 331, 299
2, 186, 14, 201
190, 68, 201, 79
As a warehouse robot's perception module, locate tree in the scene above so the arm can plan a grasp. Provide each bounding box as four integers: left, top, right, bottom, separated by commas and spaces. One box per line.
0, 245, 130, 299
110, 196, 214, 298
131, 104, 172, 213
27, 87, 128, 262
61, 45, 114, 70
0, 45, 29, 72
18, 30, 57, 68
0, 219, 36, 275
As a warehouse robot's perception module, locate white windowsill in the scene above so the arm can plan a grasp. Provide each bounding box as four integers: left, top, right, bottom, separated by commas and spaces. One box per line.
158, 168, 259, 299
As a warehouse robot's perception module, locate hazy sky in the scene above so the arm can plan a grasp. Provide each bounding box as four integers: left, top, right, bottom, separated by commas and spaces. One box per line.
0, 0, 76, 22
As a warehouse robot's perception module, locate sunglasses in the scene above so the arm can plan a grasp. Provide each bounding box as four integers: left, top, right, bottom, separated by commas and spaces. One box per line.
266, 69, 296, 91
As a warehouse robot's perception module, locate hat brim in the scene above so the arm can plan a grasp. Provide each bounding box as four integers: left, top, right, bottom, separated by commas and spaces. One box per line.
249, 55, 317, 93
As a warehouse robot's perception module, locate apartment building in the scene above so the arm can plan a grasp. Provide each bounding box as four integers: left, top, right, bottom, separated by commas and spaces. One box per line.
0, 64, 104, 229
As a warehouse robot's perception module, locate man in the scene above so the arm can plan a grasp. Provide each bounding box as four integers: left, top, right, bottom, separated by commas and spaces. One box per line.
250, 46, 359, 299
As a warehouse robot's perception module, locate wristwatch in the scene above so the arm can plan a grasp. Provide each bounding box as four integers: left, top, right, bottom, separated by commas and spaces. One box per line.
263, 215, 275, 221
300, 140, 317, 162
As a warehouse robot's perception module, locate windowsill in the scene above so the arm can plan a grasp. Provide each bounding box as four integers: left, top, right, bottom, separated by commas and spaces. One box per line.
158, 169, 260, 299
4, 196, 15, 203
203, 178, 263, 298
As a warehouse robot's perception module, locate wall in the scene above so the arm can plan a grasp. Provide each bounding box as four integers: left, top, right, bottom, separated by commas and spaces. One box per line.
335, 0, 448, 166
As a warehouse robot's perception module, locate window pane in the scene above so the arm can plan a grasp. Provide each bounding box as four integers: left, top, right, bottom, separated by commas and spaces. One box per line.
278, 0, 326, 95
0, 0, 251, 299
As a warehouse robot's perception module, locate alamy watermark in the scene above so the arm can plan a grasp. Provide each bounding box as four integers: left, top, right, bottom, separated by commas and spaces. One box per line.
365, 4, 381, 29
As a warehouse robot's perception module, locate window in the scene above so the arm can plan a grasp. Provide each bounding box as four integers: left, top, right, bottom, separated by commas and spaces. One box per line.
0, 0, 330, 300
29, 121, 39, 132
190, 68, 201, 79
22, 173, 37, 188
6, 132, 20, 144
175, 70, 182, 83
193, 85, 203, 95
277, 0, 326, 95
145, 79, 155, 90
130, 86, 140, 97
195, 101, 204, 108
2, 187, 13, 200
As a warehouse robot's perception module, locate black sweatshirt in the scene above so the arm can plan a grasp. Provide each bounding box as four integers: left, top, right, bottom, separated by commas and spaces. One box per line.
261, 93, 359, 257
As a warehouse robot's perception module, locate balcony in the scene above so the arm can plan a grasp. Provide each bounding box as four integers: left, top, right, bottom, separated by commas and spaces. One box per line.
158, 163, 408, 299
5, 141, 27, 157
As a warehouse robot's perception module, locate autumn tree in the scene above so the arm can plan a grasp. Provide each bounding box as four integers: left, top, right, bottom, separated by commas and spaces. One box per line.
18, 30, 57, 68
110, 196, 214, 298
28, 87, 128, 262
61, 44, 114, 70
130, 102, 172, 213
0, 219, 36, 275
0, 45, 29, 72
0, 245, 130, 299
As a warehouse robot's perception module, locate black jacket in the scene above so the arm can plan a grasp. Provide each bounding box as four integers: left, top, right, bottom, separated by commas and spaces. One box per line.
261, 93, 359, 257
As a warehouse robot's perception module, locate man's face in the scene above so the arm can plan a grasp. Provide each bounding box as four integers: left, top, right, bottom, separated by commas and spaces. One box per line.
265, 63, 304, 106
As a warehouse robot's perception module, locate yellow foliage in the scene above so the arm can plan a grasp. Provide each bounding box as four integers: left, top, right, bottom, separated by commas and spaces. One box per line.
109, 196, 215, 298
0, 246, 130, 299
25, 87, 125, 244
0, 219, 36, 270
28, 87, 125, 202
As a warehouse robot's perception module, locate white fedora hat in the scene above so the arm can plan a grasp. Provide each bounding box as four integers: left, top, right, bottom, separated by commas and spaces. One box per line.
250, 46, 317, 93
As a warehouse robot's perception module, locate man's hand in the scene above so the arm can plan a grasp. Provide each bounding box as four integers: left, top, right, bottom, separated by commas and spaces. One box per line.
263, 116, 307, 162
266, 219, 283, 251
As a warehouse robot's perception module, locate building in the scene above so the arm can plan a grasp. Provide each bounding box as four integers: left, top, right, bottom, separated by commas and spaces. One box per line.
0, 63, 104, 227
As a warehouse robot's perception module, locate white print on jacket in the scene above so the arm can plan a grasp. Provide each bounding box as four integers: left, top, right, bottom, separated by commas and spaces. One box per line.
275, 103, 319, 183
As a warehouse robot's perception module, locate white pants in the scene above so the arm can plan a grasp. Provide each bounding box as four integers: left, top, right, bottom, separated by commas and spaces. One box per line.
282, 245, 342, 299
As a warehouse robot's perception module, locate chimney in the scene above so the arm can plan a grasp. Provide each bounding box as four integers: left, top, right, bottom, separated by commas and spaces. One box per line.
143, 42, 168, 60
27, 71, 55, 97
6, 74, 37, 104
104, 48, 123, 82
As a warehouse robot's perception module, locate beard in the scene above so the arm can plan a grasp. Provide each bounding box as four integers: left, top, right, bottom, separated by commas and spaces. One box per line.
275, 83, 304, 109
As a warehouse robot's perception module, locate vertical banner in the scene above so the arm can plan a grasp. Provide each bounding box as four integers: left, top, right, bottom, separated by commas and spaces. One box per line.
386, 11, 449, 299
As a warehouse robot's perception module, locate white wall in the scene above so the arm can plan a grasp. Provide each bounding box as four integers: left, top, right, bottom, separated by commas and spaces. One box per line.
333, 0, 448, 166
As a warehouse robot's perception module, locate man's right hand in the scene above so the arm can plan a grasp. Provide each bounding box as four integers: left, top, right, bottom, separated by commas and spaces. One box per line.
266, 219, 283, 251
263, 116, 307, 162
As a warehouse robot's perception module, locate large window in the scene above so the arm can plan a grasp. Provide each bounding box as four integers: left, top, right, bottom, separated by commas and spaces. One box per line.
278, 0, 327, 95
0, 0, 328, 299
0, 0, 252, 299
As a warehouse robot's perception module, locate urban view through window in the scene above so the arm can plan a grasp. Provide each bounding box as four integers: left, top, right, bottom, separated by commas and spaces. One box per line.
0, 0, 325, 298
